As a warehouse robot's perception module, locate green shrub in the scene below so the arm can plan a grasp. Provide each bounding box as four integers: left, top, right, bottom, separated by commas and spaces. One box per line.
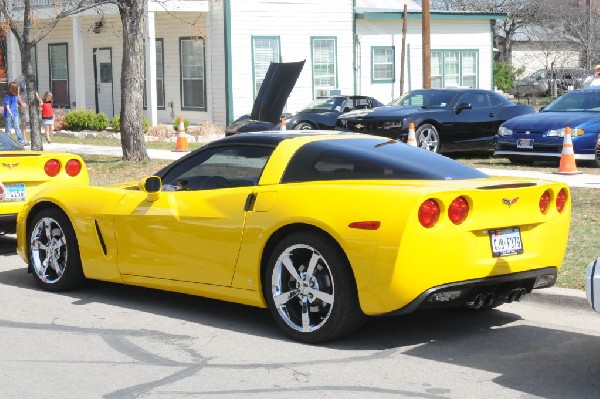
173, 117, 190, 132
64, 109, 110, 131
493, 60, 525, 93
111, 115, 150, 133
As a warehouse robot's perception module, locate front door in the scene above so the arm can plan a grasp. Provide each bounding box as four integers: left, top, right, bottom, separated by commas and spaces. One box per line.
93, 48, 114, 118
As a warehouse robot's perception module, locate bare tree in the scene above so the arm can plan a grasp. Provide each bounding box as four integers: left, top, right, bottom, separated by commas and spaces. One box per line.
117, 0, 148, 161
0, 0, 112, 150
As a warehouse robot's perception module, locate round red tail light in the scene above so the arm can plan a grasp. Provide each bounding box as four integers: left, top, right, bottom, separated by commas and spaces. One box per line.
418, 199, 440, 228
556, 188, 567, 213
65, 159, 82, 177
539, 190, 551, 213
448, 196, 469, 224
44, 159, 61, 177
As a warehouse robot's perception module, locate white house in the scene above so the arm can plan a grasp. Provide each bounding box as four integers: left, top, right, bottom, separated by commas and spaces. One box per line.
3, 0, 505, 128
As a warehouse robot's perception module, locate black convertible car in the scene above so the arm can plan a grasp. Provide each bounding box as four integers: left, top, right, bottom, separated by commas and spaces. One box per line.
336, 88, 535, 154
284, 95, 384, 130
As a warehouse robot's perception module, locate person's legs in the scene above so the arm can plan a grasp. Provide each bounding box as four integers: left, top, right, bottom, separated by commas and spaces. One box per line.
19, 108, 29, 141
6, 116, 24, 142
44, 125, 51, 143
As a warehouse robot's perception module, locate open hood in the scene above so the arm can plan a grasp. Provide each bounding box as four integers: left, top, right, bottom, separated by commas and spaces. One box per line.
250, 61, 305, 124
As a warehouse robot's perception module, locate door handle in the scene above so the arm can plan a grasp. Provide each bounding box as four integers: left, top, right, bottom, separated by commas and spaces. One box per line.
488, 113, 495, 118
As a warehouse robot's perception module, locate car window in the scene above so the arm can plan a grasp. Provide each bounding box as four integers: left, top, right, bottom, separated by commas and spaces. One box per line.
0, 133, 23, 150
282, 138, 487, 182
160, 145, 274, 191
543, 90, 600, 112
457, 93, 491, 108
301, 97, 345, 112
390, 90, 456, 109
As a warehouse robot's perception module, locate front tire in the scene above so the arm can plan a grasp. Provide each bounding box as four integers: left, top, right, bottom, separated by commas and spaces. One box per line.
264, 232, 365, 343
416, 123, 440, 153
28, 208, 86, 291
294, 121, 316, 130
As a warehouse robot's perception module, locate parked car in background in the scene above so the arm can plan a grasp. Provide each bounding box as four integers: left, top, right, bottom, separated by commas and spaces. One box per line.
225, 61, 305, 135
336, 88, 534, 154
16, 132, 571, 343
495, 87, 600, 166
586, 257, 600, 313
284, 95, 384, 130
0, 133, 88, 234
510, 67, 586, 98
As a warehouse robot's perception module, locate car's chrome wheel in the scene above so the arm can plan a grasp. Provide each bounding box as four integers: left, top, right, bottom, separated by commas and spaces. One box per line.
265, 232, 364, 343
28, 208, 85, 291
294, 122, 315, 130
416, 124, 440, 153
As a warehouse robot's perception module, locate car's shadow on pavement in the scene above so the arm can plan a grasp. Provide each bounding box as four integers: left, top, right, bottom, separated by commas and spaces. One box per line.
1, 239, 598, 398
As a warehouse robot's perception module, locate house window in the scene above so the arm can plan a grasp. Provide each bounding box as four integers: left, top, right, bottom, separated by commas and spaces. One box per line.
49, 43, 69, 107
252, 36, 280, 98
371, 46, 395, 83
179, 37, 206, 111
144, 39, 165, 109
311, 37, 337, 97
431, 50, 479, 89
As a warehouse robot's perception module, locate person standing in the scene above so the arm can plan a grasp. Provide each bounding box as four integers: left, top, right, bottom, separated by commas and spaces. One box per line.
583, 65, 600, 88
3, 81, 27, 145
36, 91, 54, 143
15, 73, 30, 142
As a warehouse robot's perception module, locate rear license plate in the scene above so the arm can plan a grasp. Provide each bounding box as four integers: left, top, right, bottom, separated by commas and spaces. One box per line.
489, 227, 523, 257
517, 138, 533, 149
3, 183, 26, 202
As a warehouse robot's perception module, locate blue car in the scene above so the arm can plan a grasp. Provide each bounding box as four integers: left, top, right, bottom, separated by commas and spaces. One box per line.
495, 87, 600, 166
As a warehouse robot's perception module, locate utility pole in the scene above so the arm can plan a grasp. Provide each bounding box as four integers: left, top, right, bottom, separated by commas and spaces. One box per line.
400, 4, 408, 95
422, 0, 431, 88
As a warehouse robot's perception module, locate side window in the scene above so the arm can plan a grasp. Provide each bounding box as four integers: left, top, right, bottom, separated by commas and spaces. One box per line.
161, 145, 274, 191
457, 93, 490, 109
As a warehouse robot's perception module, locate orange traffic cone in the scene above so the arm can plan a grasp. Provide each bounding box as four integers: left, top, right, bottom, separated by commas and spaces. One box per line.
174, 117, 190, 152
280, 118, 287, 131
407, 122, 417, 147
555, 126, 581, 175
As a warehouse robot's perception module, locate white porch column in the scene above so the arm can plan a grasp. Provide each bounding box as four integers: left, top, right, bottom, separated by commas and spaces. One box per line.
145, 10, 158, 127
72, 16, 86, 108
8, 33, 20, 81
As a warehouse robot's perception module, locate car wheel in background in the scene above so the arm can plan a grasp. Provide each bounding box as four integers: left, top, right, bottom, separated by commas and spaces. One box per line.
294, 122, 316, 130
264, 231, 365, 343
28, 208, 86, 291
416, 124, 440, 153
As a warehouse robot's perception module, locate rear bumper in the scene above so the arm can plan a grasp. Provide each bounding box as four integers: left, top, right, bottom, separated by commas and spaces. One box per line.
383, 267, 557, 316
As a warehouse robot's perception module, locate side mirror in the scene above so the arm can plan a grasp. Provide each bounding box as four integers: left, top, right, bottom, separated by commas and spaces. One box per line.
343, 106, 352, 113
455, 103, 472, 113
139, 176, 162, 202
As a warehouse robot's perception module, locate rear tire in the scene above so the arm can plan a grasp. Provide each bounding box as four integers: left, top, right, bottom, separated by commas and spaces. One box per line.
264, 231, 365, 343
28, 208, 86, 291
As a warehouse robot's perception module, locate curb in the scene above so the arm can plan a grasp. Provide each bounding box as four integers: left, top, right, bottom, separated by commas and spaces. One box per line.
525, 287, 590, 310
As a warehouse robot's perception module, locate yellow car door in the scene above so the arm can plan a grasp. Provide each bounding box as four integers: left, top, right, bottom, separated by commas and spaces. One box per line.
113, 186, 253, 286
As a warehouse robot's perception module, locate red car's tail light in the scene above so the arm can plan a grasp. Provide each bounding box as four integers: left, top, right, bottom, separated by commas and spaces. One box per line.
418, 199, 440, 228
65, 159, 82, 177
539, 190, 551, 213
44, 159, 61, 177
448, 196, 469, 224
556, 188, 567, 213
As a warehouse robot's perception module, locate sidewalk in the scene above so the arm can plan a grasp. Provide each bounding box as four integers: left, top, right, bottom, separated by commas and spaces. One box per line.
43, 140, 594, 312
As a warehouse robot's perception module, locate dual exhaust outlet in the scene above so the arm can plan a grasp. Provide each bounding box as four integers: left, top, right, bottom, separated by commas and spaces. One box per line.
465, 288, 527, 310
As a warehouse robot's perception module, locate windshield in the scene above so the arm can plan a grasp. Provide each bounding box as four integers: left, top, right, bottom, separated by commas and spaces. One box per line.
300, 97, 346, 112
543, 90, 600, 112
389, 90, 456, 109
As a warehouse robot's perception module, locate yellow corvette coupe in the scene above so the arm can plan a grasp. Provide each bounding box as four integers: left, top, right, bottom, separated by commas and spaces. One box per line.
16, 132, 570, 343
0, 133, 88, 234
